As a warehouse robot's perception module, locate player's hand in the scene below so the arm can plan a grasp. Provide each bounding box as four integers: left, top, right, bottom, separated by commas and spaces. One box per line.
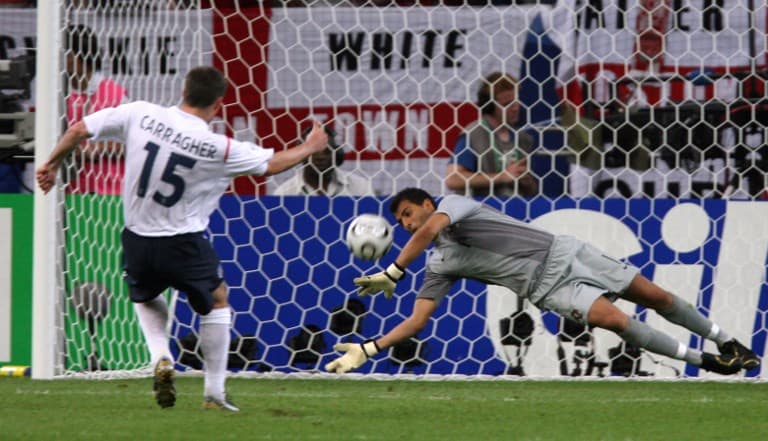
303, 121, 329, 154
497, 157, 527, 184
325, 341, 380, 374
36, 162, 59, 194
353, 263, 404, 299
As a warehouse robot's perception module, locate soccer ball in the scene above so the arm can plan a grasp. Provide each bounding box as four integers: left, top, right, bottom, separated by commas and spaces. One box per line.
346, 214, 393, 261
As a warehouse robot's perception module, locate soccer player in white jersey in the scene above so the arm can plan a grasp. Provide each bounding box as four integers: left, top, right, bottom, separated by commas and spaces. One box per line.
37, 66, 328, 411
325, 188, 761, 376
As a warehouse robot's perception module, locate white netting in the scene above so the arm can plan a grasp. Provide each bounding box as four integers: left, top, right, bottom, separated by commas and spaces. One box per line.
22, 1, 768, 379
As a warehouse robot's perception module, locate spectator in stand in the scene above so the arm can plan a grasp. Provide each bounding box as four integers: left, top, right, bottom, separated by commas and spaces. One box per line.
445, 72, 537, 198
65, 24, 128, 195
273, 125, 374, 196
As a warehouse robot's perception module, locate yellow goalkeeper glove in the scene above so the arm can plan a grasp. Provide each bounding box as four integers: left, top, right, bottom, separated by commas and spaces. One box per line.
353, 263, 404, 299
324, 341, 380, 374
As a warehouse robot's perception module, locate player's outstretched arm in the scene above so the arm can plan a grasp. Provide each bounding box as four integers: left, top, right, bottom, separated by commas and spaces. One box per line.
325, 299, 437, 374
354, 263, 404, 299
353, 213, 449, 299
263, 121, 328, 176
36, 121, 92, 194
324, 341, 379, 374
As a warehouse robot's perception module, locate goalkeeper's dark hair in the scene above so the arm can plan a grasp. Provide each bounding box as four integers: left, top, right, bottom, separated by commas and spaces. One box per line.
389, 188, 436, 215
183, 66, 228, 108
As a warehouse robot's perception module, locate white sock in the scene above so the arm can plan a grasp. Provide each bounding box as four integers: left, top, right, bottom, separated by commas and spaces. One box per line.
707, 324, 731, 347
133, 296, 172, 365
200, 307, 231, 400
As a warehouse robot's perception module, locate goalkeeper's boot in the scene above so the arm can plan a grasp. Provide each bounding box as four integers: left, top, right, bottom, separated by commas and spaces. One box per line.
153, 357, 176, 409
700, 352, 743, 375
202, 394, 240, 412
719, 339, 761, 371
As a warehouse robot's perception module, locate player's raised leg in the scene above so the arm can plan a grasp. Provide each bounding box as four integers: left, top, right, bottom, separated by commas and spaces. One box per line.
587, 295, 743, 375
622, 275, 760, 370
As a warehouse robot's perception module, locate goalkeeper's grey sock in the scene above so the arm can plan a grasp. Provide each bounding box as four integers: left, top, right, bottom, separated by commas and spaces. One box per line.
657, 294, 731, 346
133, 296, 172, 365
619, 318, 702, 365
200, 307, 231, 400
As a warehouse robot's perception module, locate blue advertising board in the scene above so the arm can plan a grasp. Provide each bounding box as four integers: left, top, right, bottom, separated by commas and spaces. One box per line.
169, 196, 767, 378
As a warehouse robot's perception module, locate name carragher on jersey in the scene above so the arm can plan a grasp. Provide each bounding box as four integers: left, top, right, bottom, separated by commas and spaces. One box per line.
140, 115, 217, 158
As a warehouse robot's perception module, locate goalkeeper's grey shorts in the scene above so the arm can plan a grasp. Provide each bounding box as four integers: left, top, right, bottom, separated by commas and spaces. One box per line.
532, 235, 639, 324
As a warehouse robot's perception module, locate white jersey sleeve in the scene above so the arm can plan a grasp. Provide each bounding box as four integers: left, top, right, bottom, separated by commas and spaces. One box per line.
224, 138, 273, 177
82, 104, 134, 142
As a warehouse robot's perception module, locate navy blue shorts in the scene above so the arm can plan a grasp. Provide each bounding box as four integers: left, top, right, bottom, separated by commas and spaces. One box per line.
121, 228, 223, 315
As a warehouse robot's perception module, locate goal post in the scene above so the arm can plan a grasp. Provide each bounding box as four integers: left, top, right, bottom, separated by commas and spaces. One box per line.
28, 1, 767, 380
31, 3, 61, 380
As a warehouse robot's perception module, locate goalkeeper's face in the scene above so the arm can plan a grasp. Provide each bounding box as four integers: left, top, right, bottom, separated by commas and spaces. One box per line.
394, 199, 435, 234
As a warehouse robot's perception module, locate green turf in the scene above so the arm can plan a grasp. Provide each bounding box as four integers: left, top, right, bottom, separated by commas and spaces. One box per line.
1, 376, 766, 440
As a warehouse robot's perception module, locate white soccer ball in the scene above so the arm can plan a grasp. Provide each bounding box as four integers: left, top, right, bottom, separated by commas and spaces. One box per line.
346, 214, 393, 261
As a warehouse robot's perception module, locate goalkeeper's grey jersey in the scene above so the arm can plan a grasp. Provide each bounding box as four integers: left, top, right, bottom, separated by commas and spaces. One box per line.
83, 101, 274, 236
417, 195, 555, 305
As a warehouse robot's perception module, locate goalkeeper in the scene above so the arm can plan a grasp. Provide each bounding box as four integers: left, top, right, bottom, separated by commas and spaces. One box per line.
326, 187, 761, 376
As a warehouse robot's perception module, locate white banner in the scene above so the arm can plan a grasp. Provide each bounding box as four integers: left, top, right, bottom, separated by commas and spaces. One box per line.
555, 0, 767, 88
267, 6, 553, 108
69, 10, 214, 105
0, 9, 214, 107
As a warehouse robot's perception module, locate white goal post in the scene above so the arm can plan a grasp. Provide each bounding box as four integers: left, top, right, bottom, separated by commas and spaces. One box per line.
29, 1, 767, 380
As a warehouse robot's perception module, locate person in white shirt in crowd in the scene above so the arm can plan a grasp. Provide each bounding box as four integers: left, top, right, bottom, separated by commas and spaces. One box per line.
273, 125, 374, 196
37, 66, 328, 412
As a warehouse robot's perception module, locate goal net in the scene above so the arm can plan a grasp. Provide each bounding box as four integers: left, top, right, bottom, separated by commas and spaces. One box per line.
28, 0, 767, 380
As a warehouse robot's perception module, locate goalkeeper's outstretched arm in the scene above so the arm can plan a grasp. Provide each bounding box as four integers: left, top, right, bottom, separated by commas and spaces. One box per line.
376, 298, 437, 349
325, 298, 437, 374
329, 192, 451, 373
352, 211, 449, 298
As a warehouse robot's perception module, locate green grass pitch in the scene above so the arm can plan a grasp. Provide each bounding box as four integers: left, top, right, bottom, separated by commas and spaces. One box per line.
1, 376, 766, 440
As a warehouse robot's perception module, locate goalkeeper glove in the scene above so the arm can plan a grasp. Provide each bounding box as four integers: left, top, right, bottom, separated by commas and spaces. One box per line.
325, 340, 380, 374
353, 263, 405, 299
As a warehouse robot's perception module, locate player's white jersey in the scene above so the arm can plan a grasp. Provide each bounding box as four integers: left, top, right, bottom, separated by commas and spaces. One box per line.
82, 101, 274, 236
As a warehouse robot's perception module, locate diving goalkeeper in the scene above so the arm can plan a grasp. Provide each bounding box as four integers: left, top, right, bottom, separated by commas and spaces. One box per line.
325, 188, 760, 376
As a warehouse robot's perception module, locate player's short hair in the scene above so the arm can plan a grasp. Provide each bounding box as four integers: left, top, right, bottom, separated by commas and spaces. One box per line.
389, 188, 436, 215
183, 66, 227, 108
477, 72, 517, 115
66, 24, 101, 71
